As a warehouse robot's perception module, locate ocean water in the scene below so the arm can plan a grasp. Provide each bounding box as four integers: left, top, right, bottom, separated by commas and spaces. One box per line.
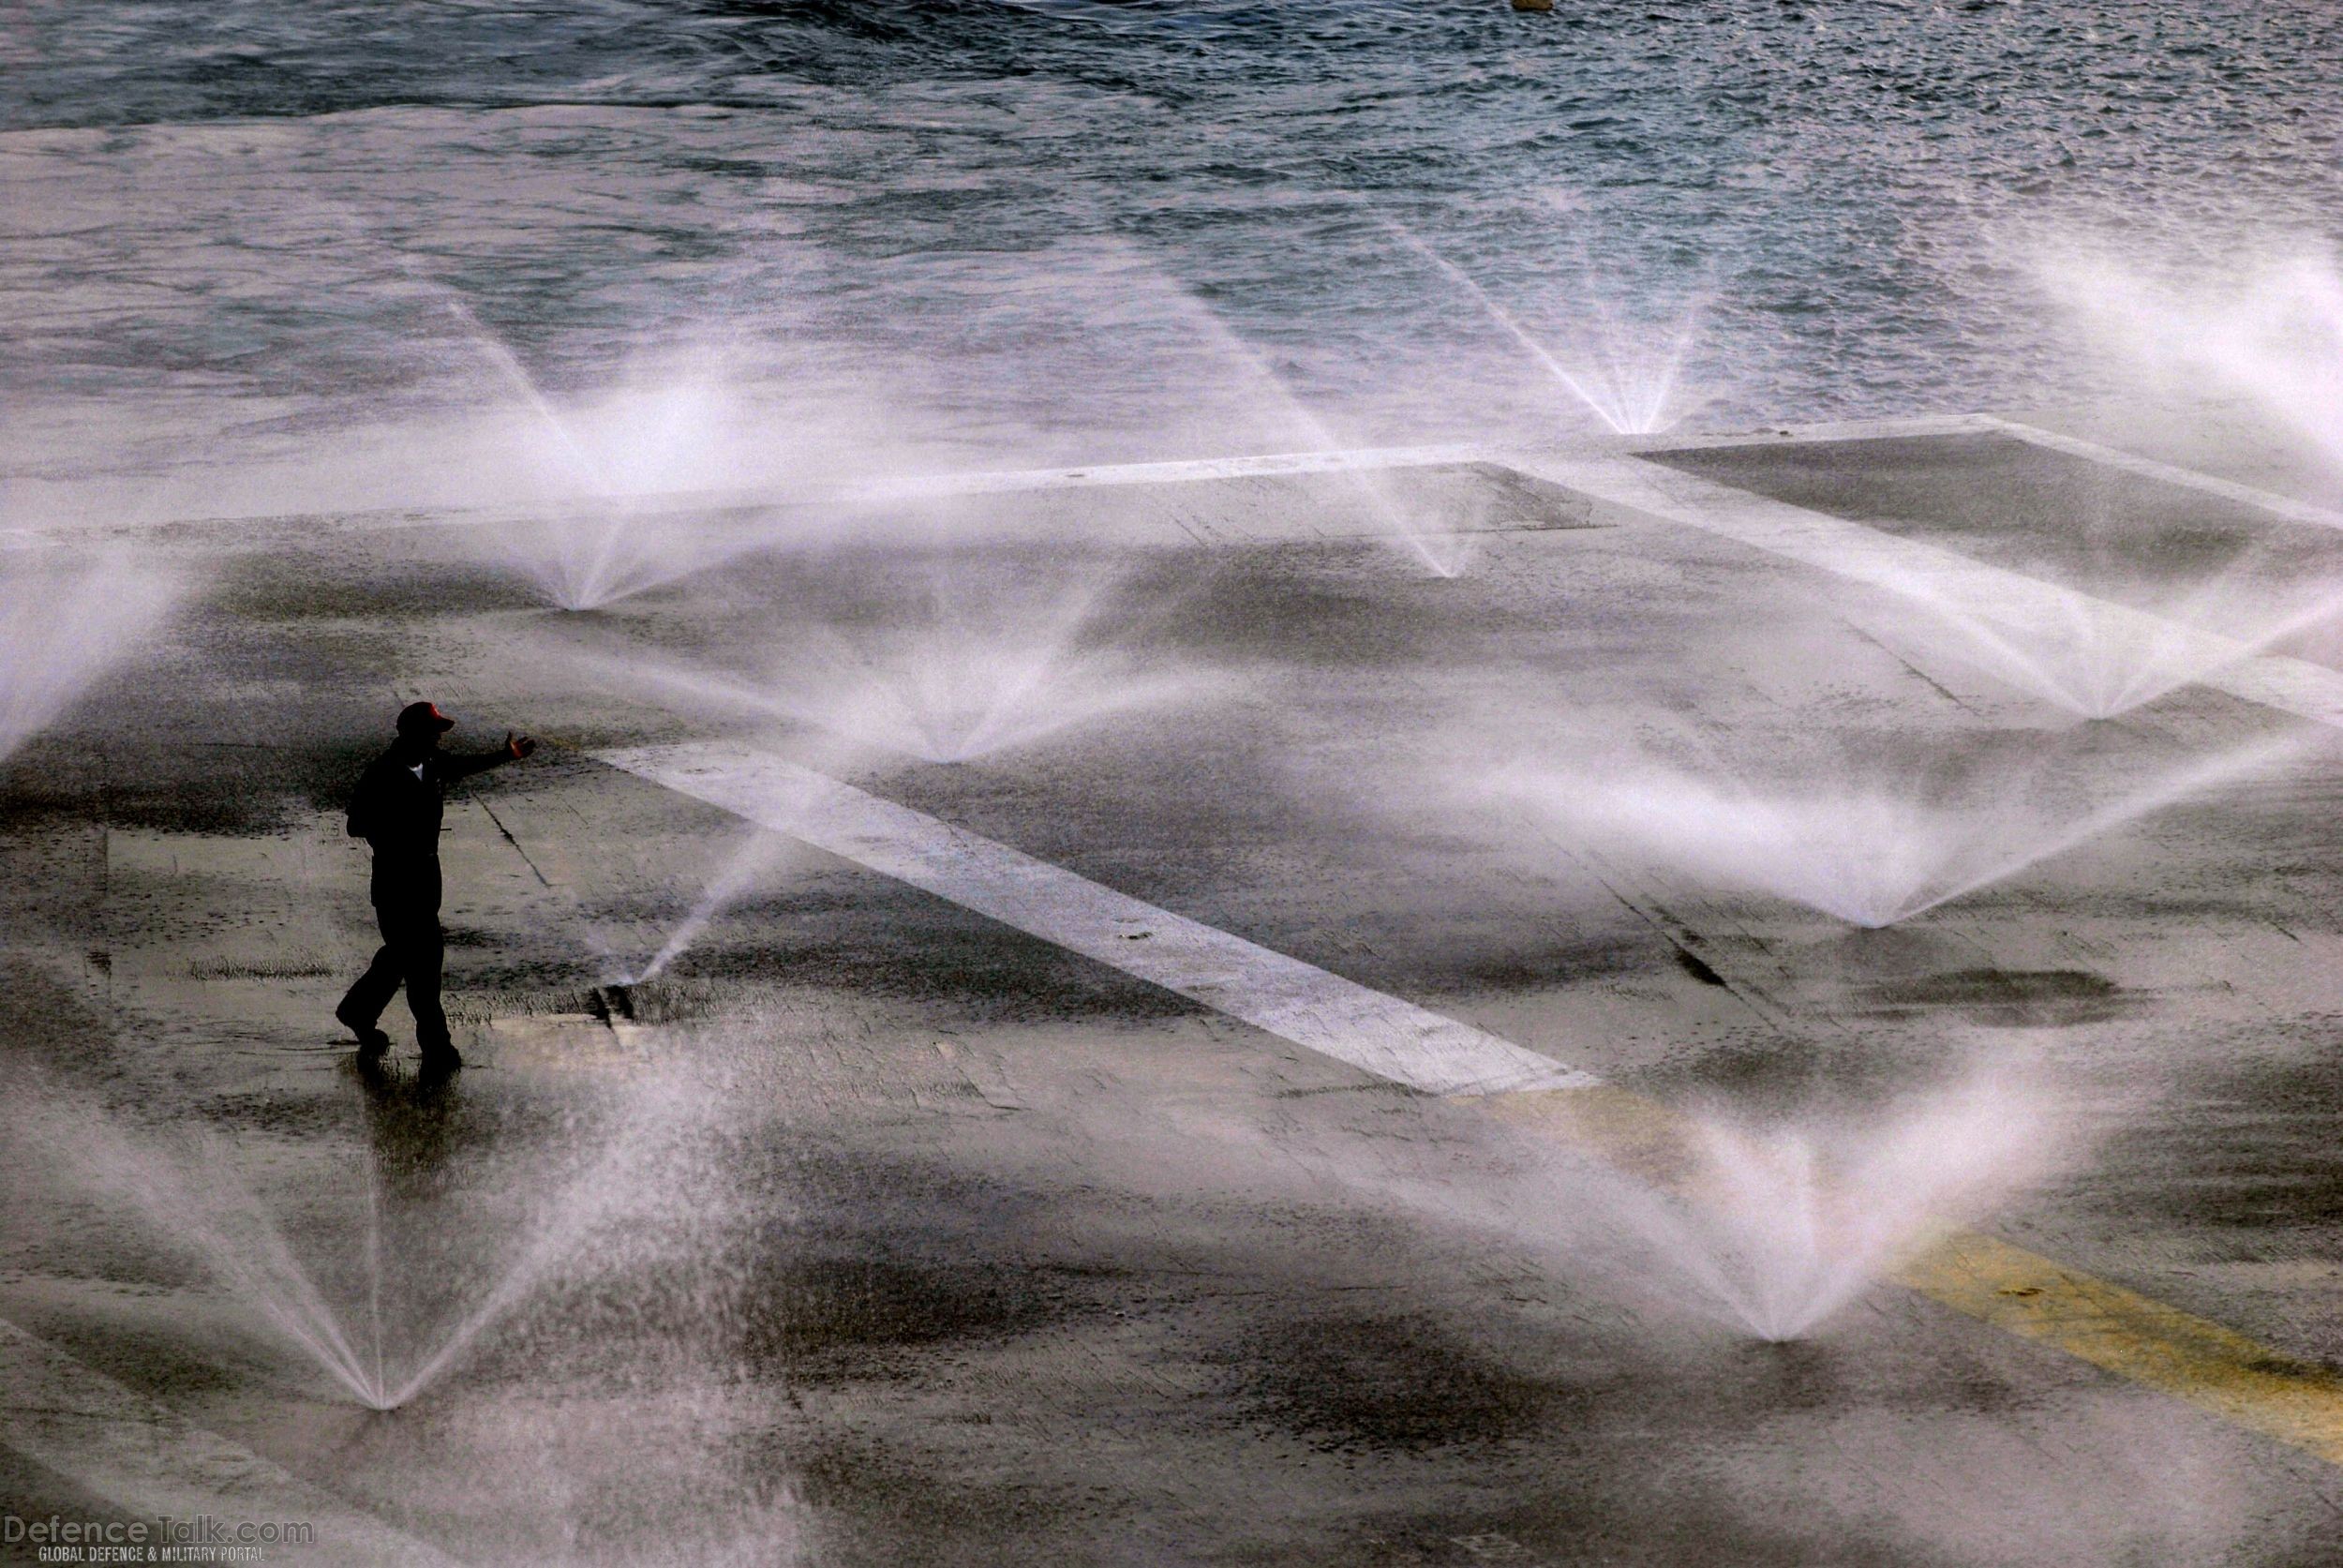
4, 1, 2339, 521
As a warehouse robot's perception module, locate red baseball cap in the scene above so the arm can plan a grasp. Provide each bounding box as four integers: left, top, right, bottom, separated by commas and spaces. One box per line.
395, 701, 456, 735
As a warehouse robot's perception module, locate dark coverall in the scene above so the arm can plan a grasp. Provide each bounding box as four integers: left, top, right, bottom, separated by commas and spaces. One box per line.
336, 747, 509, 1050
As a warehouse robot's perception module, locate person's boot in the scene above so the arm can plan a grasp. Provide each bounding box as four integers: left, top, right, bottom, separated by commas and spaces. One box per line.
418, 1039, 464, 1077
336, 999, 393, 1060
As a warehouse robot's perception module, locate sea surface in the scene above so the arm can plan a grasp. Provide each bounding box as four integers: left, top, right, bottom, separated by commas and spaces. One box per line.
4, 1, 2339, 520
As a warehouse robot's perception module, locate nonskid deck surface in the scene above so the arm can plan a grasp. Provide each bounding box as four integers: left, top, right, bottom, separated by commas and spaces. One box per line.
9, 420, 2343, 1564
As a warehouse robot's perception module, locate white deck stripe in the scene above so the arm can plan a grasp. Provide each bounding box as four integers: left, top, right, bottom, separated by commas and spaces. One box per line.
1619, 413, 2003, 453
45, 414, 2331, 560
594, 742, 1595, 1098
1516, 452, 2343, 732
5, 443, 1508, 550
0, 1318, 460, 1565
1984, 418, 2343, 534
856, 441, 1497, 499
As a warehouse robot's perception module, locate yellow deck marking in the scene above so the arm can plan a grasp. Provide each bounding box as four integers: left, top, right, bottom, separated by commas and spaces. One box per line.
1482, 1086, 2343, 1465
1892, 1231, 2343, 1467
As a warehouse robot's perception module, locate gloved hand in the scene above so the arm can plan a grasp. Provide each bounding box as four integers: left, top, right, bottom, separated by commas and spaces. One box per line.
506, 732, 539, 760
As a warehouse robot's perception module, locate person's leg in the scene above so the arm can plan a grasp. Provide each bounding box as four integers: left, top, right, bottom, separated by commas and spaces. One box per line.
392, 909, 454, 1063
336, 912, 404, 1050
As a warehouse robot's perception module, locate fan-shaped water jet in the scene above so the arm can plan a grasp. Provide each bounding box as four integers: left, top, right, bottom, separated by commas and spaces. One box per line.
1380, 213, 1703, 438
0, 551, 180, 766
424, 293, 825, 612
7, 1059, 726, 1412
1489, 726, 2316, 928
1124, 248, 1476, 576
2039, 245, 2343, 477
554, 548, 1214, 767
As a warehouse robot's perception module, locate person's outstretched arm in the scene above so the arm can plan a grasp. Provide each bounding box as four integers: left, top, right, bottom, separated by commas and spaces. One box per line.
440, 732, 538, 782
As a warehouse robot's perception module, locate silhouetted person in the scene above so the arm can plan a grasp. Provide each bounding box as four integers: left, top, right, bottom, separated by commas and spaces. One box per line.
336, 701, 536, 1070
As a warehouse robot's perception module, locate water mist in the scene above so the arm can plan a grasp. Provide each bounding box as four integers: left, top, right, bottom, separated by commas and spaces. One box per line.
1487, 725, 2318, 928
1380, 214, 1704, 439
0, 552, 180, 765
2038, 244, 2343, 476
8, 1059, 730, 1411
